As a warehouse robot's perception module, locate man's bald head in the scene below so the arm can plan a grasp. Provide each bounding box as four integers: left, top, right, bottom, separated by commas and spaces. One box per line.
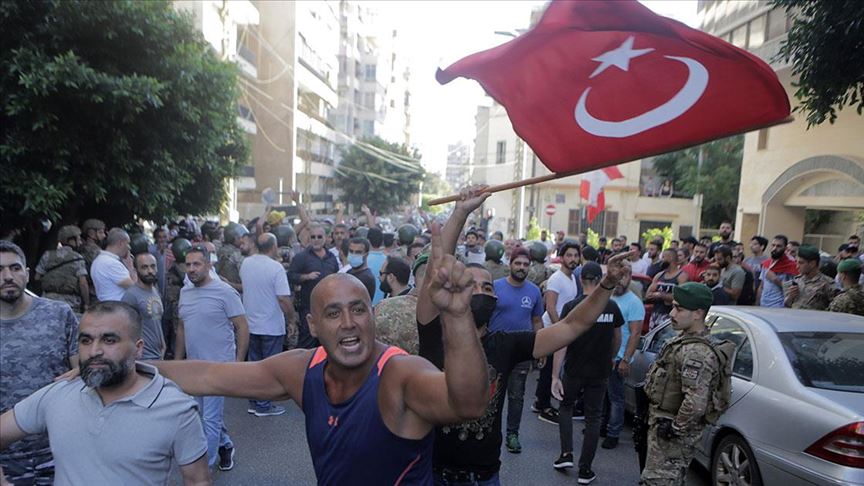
257, 232, 277, 255
310, 273, 371, 315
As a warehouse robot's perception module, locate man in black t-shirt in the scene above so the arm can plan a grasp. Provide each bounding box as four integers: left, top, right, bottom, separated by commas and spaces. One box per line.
416, 185, 634, 484
551, 262, 623, 484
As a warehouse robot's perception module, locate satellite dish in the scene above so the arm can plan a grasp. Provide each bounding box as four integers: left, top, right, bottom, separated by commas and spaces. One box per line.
261, 187, 276, 205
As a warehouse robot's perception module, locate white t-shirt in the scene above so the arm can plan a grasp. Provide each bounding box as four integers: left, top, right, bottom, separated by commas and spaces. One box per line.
541, 269, 580, 327
240, 255, 292, 336
91, 251, 131, 302
631, 258, 650, 276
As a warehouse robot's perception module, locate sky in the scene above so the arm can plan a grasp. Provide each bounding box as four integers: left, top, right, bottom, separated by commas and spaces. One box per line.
372, 1, 699, 176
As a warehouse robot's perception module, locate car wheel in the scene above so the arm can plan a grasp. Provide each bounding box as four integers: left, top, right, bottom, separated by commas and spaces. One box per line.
712, 434, 762, 486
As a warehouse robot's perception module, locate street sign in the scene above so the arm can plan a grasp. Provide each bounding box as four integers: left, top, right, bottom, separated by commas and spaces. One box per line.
545, 204, 556, 216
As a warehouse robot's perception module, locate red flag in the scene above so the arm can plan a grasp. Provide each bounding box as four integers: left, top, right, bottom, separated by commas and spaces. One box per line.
580, 166, 624, 223
437, 0, 790, 173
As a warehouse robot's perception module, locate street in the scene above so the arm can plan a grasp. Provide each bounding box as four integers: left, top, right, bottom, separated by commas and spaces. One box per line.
178, 370, 710, 485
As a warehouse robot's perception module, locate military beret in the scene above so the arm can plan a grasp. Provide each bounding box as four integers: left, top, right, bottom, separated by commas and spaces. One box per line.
673, 282, 714, 311
838, 258, 862, 273
797, 244, 820, 261
412, 253, 429, 276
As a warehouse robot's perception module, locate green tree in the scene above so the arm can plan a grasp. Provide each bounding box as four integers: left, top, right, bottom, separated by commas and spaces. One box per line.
1, 0, 248, 234
772, 0, 864, 126
651, 135, 744, 229
334, 136, 425, 214
420, 171, 451, 216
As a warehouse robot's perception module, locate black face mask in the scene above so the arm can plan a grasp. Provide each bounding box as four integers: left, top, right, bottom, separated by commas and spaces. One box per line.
470, 294, 497, 329
379, 278, 392, 295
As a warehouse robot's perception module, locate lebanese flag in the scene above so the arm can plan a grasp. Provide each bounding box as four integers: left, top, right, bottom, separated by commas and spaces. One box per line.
580, 166, 624, 223
436, 0, 790, 174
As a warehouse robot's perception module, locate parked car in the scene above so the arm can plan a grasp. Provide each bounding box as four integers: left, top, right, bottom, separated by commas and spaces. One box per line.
623, 306, 864, 486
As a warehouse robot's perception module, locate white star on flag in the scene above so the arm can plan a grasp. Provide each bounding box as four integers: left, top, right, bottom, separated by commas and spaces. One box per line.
589, 36, 654, 78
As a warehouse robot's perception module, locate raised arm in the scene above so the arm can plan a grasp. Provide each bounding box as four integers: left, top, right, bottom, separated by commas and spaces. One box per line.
417, 185, 490, 325
533, 251, 633, 358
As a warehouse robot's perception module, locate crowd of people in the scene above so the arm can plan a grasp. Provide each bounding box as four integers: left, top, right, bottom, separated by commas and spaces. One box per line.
1, 184, 862, 485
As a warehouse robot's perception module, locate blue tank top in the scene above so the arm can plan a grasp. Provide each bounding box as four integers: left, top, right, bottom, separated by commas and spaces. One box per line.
302, 346, 434, 486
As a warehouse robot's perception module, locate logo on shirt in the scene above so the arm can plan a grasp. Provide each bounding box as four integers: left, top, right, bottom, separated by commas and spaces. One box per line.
597, 313, 616, 323
521, 296, 533, 309
327, 415, 339, 427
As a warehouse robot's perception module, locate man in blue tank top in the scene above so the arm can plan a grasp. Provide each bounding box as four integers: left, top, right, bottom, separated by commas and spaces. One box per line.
150, 223, 491, 485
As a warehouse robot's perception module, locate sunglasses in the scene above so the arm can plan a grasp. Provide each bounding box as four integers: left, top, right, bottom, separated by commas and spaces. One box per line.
310, 235, 324, 240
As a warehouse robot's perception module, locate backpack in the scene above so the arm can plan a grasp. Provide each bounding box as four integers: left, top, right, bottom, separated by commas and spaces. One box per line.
684, 336, 736, 424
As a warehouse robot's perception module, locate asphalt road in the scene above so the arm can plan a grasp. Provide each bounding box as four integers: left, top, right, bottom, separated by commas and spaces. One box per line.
177, 370, 710, 485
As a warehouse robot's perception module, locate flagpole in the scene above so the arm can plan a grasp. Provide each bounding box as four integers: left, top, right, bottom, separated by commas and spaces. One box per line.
427, 116, 795, 206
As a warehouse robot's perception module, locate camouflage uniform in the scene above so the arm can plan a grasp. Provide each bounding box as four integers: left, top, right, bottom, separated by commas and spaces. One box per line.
641, 331, 722, 486
80, 241, 102, 304
783, 272, 838, 310
374, 294, 419, 355
0, 297, 79, 484
216, 243, 244, 287
484, 260, 510, 281
828, 285, 864, 316
35, 246, 87, 313
527, 262, 552, 287
162, 263, 186, 358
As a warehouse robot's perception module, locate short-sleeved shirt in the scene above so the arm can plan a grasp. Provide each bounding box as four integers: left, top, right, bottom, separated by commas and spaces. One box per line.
91, 251, 131, 301
418, 316, 536, 472
13, 362, 206, 485
560, 295, 624, 379
612, 290, 645, 360
287, 246, 340, 312
759, 266, 793, 307
488, 279, 543, 333
121, 286, 165, 359
0, 297, 78, 461
240, 255, 292, 336
179, 279, 245, 361
721, 264, 746, 303
542, 269, 582, 327
348, 267, 377, 302
365, 251, 387, 305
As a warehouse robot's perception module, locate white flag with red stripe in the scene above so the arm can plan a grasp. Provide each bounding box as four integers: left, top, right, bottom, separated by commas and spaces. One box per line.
580, 166, 624, 223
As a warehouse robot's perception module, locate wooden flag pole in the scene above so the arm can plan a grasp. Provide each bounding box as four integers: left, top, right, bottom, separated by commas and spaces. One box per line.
427, 116, 795, 206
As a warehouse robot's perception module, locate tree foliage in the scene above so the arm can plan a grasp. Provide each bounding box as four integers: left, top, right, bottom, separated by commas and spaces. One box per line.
1, 0, 248, 232
333, 136, 424, 214
651, 135, 744, 229
772, 0, 864, 127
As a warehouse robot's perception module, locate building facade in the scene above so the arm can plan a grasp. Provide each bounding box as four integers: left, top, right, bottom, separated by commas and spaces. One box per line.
698, 0, 864, 249
445, 142, 471, 192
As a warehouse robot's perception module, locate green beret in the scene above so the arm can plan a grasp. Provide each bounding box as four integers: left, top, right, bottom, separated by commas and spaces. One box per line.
673, 282, 714, 311
412, 253, 429, 276
797, 244, 820, 261
838, 258, 862, 273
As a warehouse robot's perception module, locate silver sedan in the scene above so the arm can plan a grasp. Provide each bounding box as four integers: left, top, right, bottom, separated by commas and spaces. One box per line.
624, 307, 864, 486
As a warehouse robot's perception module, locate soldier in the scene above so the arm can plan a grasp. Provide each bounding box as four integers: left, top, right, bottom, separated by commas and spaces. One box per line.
640, 283, 734, 485
217, 222, 247, 293
783, 245, 838, 310
34, 225, 89, 314
373, 254, 426, 355
162, 238, 191, 360
79, 219, 106, 271
527, 241, 553, 287
828, 258, 864, 316
484, 239, 510, 281
395, 224, 419, 260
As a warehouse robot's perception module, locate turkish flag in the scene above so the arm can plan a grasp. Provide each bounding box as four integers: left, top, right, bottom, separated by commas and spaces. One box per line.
436, 0, 790, 173
580, 166, 624, 223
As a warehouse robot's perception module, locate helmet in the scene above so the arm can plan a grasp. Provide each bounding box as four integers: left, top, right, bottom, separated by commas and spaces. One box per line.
484, 240, 505, 262
224, 222, 249, 245
81, 218, 105, 235
528, 241, 548, 263
130, 232, 150, 256
354, 226, 369, 239
397, 224, 419, 246
201, 221, 219, 241
171, 238, 193, 262
57, 225, 82, 244
274, 225, 297, 247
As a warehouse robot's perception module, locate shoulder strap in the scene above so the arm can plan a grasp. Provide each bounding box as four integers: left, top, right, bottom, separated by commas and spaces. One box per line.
377, 346, 408, 376
308, 346, 328, 369
44, 255, 84, 274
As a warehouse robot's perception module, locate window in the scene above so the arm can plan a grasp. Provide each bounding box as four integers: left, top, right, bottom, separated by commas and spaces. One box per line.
710, 316, 753, 380
767, 8, 787, 40
363, 92, 375, 109
749, 14, 766, 48
647, 324, 678, 354
495, 141, 506, 164
365, 64, 377, 81
603, 211, 619, 239
731, 25, 748, 48
679, 225, 693, 240
757, 128, 769, 150
779, 332, 863, 392
390, 99, 395, 108
555, 193, 566, 204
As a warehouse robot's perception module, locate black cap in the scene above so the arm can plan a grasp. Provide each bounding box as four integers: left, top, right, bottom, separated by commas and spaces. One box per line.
581, 261, 603, 280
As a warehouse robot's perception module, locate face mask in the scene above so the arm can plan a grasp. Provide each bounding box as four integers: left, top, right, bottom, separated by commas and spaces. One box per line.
348, 254, 364, 268
380, 278, 392, 295
470, 294, 497, 329
210, 253, 218, 264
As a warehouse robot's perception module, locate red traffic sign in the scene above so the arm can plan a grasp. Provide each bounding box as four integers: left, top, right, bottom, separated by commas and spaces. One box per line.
544, 204, 556, 216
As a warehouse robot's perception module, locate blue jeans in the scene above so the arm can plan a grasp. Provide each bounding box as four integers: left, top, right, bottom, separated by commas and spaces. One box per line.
606, 363, 626, 438
196, 396, 233, 467
247, 333, 284, 411
506, 361, 531, 435
434, 472, 500, 486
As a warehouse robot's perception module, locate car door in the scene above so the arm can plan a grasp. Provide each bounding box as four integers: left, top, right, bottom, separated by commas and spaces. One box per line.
707, 315, 757, 406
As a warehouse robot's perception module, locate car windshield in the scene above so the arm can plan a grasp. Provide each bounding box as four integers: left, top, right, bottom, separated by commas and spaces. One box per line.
778, 332, 864, 393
